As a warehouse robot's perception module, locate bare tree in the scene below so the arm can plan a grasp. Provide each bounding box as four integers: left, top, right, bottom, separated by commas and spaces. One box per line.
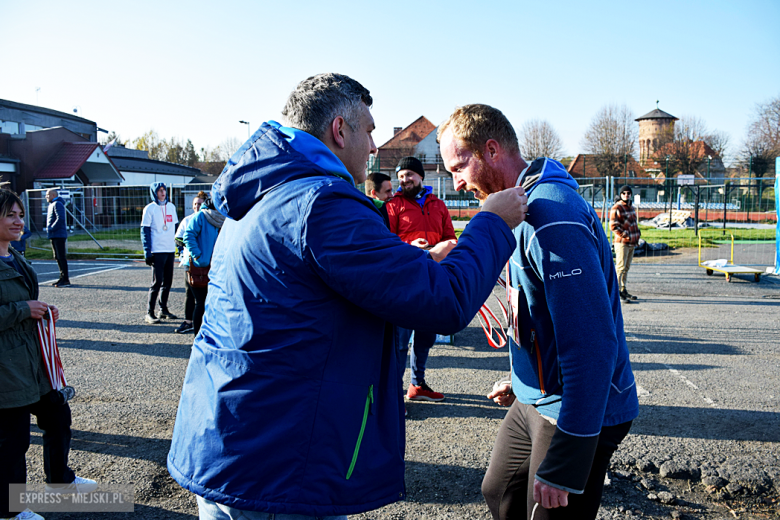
652, 115, 711, 177
518, 119, 565, 161
740, 95, 780, 178
218, 137, 243, 162
581, 104, 637, 177
704, 130, 730, 161
748, 95, 780, 154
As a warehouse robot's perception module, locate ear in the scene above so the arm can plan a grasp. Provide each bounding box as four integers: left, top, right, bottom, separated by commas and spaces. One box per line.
484, 139, 501, 164
370, 189, 378, 198
331, 116, 347, 150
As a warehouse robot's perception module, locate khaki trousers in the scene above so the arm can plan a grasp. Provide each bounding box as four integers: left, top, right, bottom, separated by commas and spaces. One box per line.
614, 243, 635, 292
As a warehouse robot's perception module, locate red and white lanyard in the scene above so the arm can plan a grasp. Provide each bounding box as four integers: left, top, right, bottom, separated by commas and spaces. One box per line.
36, 308, 67, 390
477, 264, 510, 349
160, 203, 169, 230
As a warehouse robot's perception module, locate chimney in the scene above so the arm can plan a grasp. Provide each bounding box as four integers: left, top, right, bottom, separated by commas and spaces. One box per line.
393, 127, 402, 135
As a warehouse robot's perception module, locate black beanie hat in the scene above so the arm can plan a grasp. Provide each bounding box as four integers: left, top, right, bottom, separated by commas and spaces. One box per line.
396, 156, 425, 179
619, 185, 633, 196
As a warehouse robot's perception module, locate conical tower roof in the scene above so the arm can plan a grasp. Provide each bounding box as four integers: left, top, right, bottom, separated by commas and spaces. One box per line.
635, 108, 678, 121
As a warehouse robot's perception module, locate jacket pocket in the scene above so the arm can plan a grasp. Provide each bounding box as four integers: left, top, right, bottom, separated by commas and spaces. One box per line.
530, 330, 546, 395
346, 384, 374, 480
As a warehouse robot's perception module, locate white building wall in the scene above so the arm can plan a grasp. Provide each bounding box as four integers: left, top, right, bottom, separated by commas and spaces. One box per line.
414, 128, 441, 161
118, 171, 195, 186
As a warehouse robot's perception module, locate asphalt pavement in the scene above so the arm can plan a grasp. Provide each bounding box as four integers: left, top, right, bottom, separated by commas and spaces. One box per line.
20, 259, 780, 519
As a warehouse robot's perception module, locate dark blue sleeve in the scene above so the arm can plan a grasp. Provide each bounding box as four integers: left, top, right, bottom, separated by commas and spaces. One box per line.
141, 226, 152, 257
303, 185, 516, 335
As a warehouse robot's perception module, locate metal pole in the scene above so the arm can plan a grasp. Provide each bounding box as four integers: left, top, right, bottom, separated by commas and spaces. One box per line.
666, 157, 672, 231
747, 155, 752, 222
723, 182, 728, 234
694, 185, 700, 237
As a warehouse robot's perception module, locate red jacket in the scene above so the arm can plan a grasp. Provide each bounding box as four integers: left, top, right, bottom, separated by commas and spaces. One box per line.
386, 189, 456, 245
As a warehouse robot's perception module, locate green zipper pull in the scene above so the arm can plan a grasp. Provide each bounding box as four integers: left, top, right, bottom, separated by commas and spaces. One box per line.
346, 384, 373, 480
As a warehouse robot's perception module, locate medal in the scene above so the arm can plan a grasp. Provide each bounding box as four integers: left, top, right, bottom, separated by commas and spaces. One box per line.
161, 204, 169, 231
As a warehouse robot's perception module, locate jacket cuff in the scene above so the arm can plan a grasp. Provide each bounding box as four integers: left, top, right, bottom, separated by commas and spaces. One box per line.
16, 301, 32, 321
535, 427, 599, 494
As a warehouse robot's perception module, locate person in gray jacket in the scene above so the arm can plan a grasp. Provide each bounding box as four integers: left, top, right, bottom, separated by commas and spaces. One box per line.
45, 189, 69, 287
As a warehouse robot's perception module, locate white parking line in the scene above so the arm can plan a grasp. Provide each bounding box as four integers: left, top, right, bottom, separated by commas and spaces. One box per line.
37, 266, 125, 276
627, 333, 716, 407
39, 265, 130, 286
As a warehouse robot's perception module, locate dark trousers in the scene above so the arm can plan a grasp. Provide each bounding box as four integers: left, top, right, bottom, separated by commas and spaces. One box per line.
482, 401, 631, 520
397, 328, 436, 387
147, 252, 174, 313
184, 273, 195, 322
0, 394, 75, 516
50, 238, 69, 282
191, 284, 208, 335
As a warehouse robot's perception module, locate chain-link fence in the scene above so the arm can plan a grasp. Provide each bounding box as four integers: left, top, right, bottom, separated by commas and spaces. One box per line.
575, 176, 776, 267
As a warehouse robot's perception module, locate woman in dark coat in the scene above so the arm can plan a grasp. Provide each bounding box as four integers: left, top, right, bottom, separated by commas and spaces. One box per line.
0, 189, 94, 520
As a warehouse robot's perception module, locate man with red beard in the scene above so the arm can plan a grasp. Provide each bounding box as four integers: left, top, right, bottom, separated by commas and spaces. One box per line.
386, 156, 457, 402
438, 104, 638, 520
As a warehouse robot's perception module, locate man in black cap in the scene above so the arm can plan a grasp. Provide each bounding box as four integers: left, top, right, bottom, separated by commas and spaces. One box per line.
386, 156, 457, 402
609, 185, 641, 302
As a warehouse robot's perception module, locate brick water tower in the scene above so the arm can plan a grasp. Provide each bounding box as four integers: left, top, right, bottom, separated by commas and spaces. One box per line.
636, 104, 678, 166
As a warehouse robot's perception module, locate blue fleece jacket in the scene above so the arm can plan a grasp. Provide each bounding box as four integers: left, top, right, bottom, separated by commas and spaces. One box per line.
507, 158, 639, 494
167, 120, 517, 516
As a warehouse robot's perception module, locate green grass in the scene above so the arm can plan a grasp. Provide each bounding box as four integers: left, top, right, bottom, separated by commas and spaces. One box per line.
634, 225, 775, 248
454, 224, 774, 248
65, 228, 141, 242
24, 246, 143, 261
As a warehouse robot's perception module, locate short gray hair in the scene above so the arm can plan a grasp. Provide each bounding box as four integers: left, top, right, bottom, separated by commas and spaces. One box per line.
282, 73, 373, 139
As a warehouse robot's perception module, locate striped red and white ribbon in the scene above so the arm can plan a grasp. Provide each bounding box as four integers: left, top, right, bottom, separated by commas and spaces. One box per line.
477, 270, 509, 349
36, 307, 67, 391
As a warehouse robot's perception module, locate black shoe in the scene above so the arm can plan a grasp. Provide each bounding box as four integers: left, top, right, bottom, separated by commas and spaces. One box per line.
53, 279, 72, 287
158, 308, 178, 319
625, 291, 638, 300
174, 321, 194, 334
145, 312, 161, 324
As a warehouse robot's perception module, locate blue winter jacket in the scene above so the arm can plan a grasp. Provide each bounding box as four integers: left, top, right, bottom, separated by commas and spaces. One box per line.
182, 211, 219, 267
167, 121, 516, 516
507, 158, 639, 494
46, 197, 67, 239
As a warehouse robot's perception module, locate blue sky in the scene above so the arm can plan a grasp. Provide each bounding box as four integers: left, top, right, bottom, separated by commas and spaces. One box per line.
2, 0, 778, 162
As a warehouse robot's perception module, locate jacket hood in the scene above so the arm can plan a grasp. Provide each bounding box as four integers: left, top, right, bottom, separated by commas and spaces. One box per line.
394, 184, 433, 208
211, 121, 354, 221
519, 158, 579, 196
150, 182, 169, 204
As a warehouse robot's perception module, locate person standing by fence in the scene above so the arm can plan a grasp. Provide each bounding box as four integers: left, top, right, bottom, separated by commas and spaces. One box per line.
173, 192, 207, 334
182, 196, 224, 335
45, 189, 70, 287
610, 185, 641, 302
141, 183, 179, 324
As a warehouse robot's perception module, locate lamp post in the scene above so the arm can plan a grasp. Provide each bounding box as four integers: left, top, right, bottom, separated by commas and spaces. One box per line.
239, 120, 250, 139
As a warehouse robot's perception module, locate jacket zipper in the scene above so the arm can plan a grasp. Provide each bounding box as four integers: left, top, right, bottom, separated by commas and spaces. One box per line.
530, 330, 546, 395
346, 384, 374, 480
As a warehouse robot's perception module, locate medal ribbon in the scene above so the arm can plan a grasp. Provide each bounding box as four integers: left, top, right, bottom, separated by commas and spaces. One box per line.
477, 264, 510, 349
36, 308, 67, 390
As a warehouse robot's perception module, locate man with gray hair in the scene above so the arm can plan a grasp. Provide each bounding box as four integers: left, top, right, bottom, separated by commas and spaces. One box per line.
167, 74, 528, 520
45, 189, 70, 287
